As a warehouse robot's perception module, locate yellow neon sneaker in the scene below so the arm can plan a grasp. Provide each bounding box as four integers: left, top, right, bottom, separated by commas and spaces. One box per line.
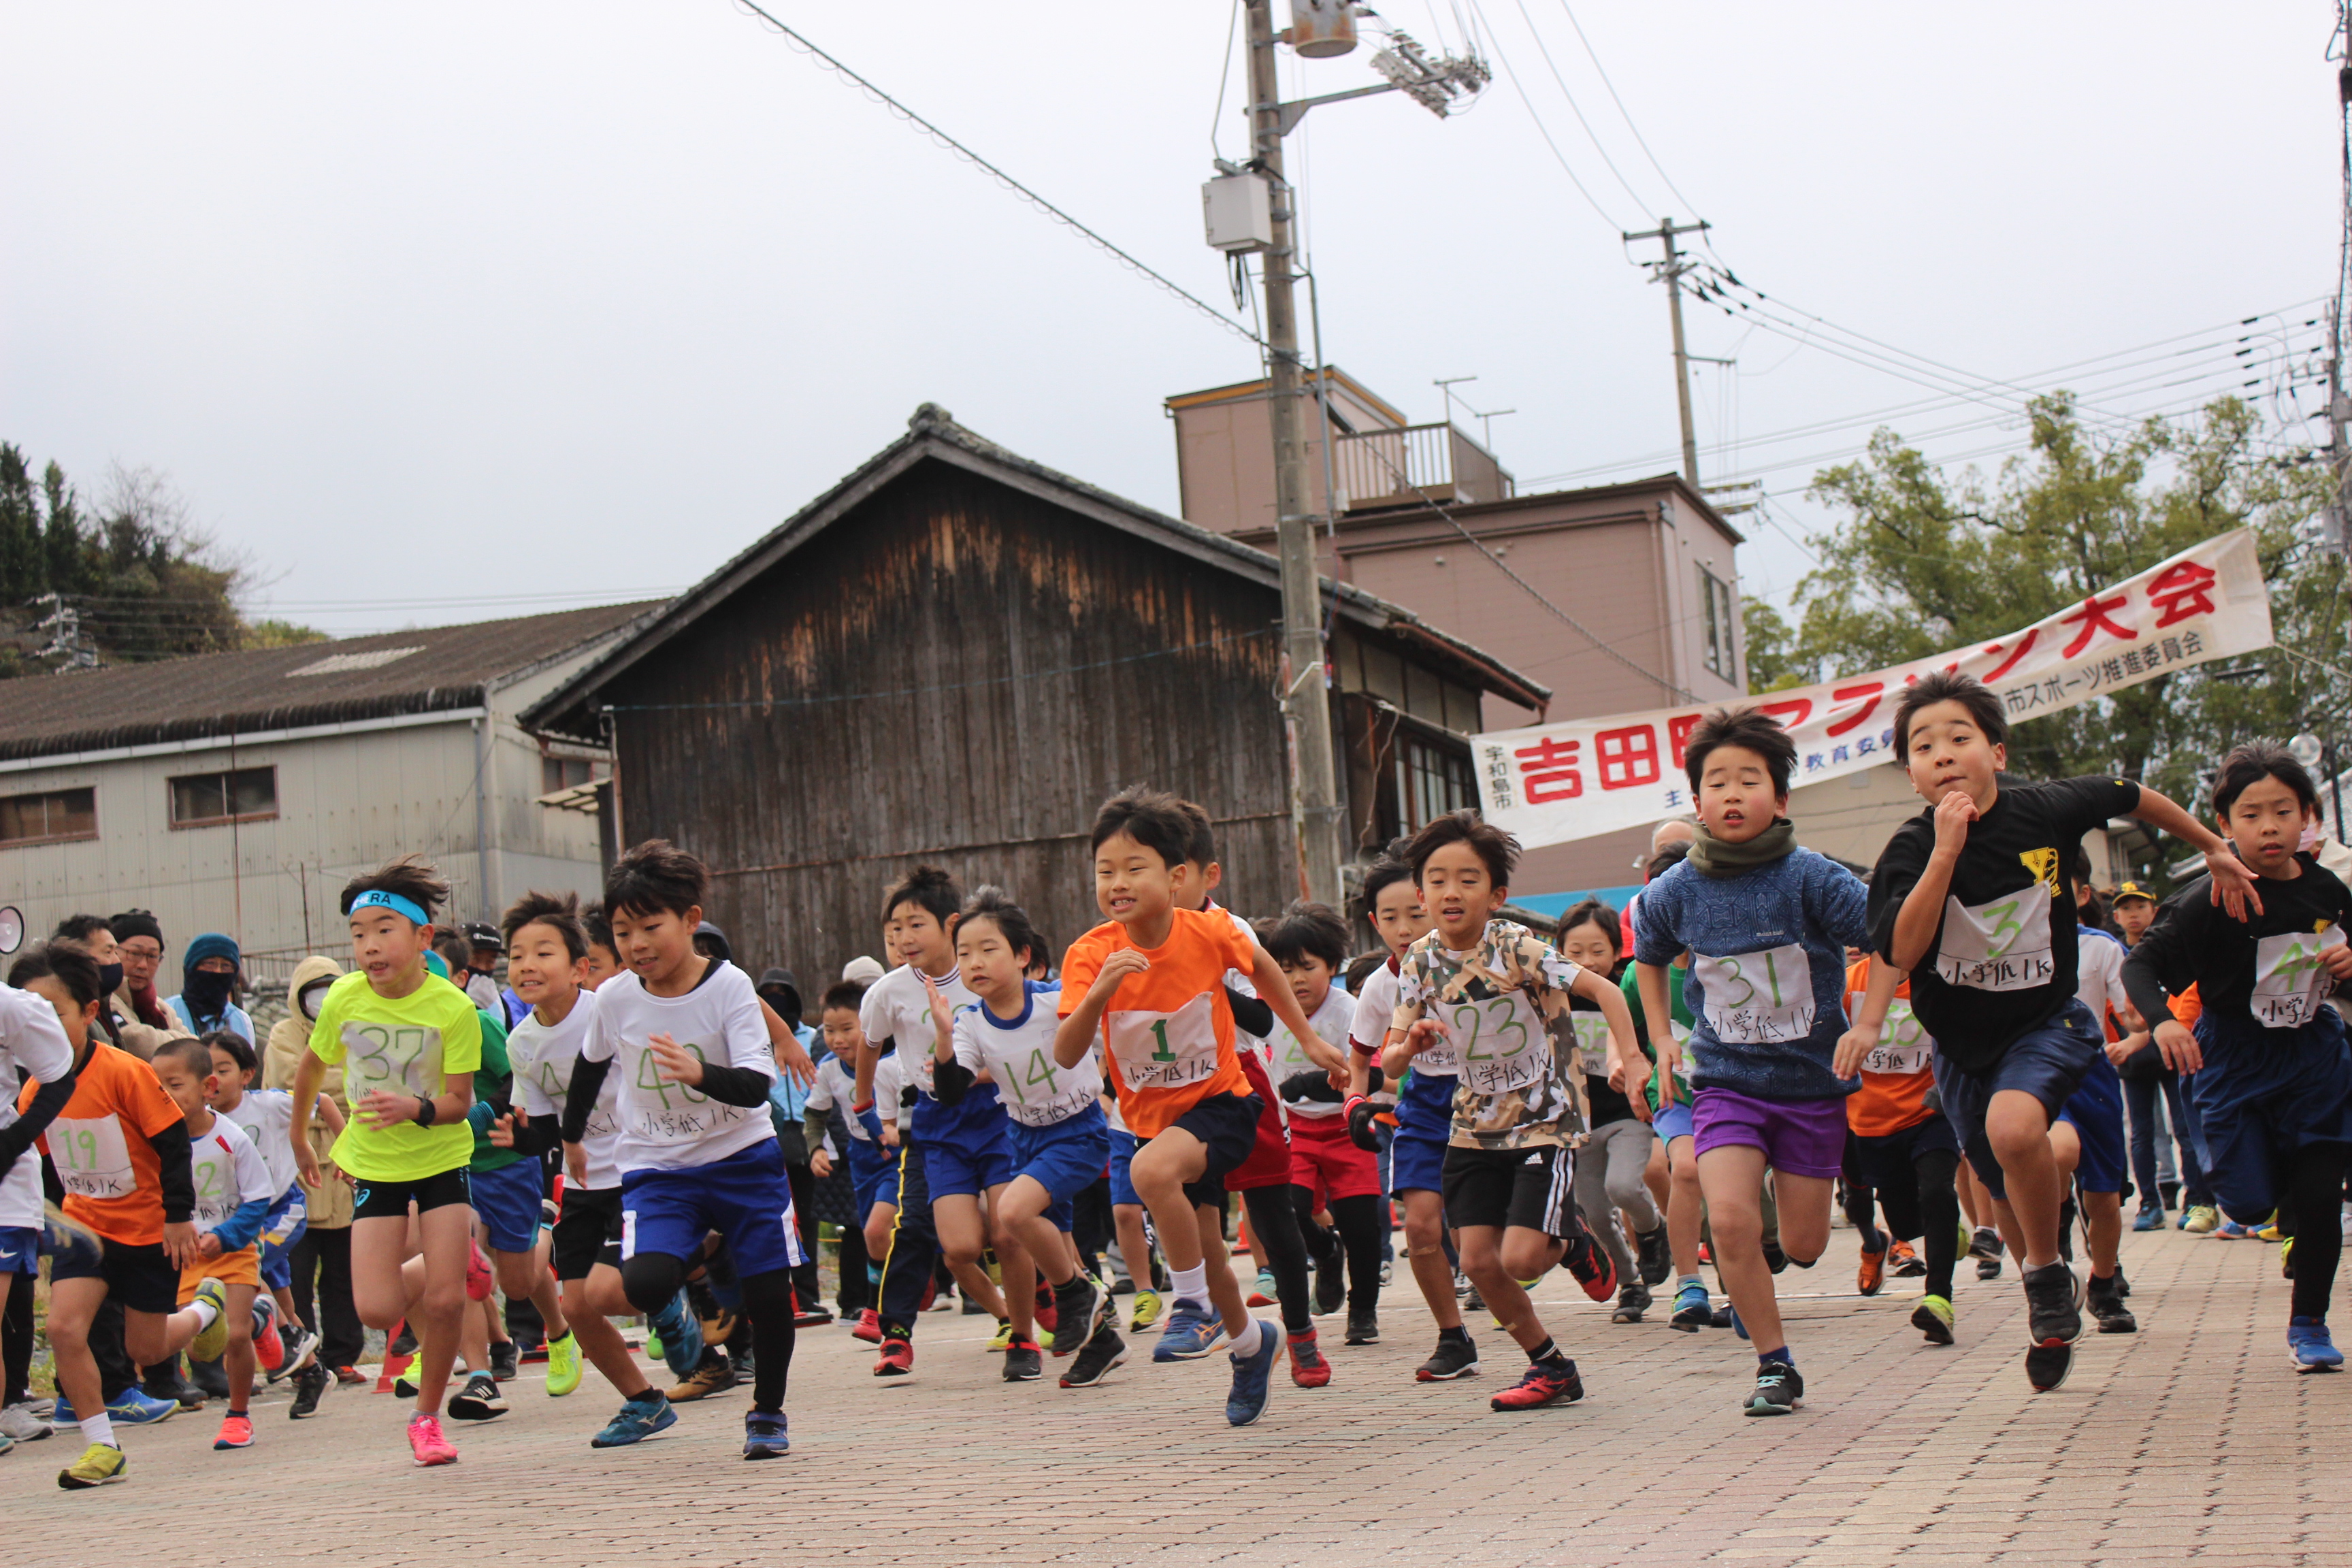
544, 1330, 583, 1397
189, 1277, 231, 1363
986, 1318, 1014, 1353
1129, 1288, 1163, 1333
57, 1441, 127, 1490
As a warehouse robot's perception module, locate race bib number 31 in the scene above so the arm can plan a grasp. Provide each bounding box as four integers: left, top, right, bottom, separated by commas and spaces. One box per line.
1693, 943, 1817, 1044
2250, 926, 2347, 1029
1937, 885, 2055, 992
1107, 992, 1222, 1091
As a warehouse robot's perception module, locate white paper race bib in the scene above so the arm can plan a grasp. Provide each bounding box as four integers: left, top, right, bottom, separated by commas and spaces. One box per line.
1936, 884, 2056, 992
2250, 926, 2347, 1029
1442, 993, 1552, 1096
533, 1056, 618, 1141
1861, 998, 1933, 1077
1693, 943, 1817, 1043
1569, 1013, 1614, 1075
48, 1115, 135, 1200
1411, 1024, 1461, 1077
1106, 992, 1222, 1091
340, 1021, 444, 1102
191, 1139, 241, 1229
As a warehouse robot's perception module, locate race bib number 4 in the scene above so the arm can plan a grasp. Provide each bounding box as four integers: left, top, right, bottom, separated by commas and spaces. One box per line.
1569, 1013, 1614, 1075
1107, 992, 1222, 1092
1693, 944, 1817, 1043
2250, 926, 2347, 1029
49, 1115, 135, 1200
1936, 885, 2055, 992
1448, 994, 1551, 1096
1861, 999, 1933, 1077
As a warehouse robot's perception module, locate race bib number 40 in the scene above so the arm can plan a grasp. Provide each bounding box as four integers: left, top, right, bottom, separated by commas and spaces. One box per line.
1861, 999, 1933, 1077
1107, 992, 1222, 1091
1693, 944, 1817, 1043
2250, 926, 2347, 1029
1936, 885, 2055, 992
48, 1115, 135, 1200
1448, 994, 1551, 1096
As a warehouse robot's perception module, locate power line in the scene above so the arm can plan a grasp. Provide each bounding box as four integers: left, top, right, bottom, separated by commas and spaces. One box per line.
1551, 0, 1701, 219
1501, 0, 1652, 214
1462, 0, 1631, 231
728, 1, 1264, 349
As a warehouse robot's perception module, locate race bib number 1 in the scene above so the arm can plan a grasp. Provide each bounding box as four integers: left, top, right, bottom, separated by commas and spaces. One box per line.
1937, 884, 2056, 992
2250, 926, 2347, 1029
1106, 992, 1222, 1091
1693, 943, 1816, 1043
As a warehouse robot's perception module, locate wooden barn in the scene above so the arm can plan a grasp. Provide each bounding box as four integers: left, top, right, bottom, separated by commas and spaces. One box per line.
522, 404, 1548, 981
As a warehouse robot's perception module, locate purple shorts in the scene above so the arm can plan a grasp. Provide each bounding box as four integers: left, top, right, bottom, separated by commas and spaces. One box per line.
1689, 1087, 1849, 1179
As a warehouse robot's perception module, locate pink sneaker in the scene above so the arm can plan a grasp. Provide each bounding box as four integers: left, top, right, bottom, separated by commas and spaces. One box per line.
466, 1241, 494, 1303
252, 1298, 285, 1373
408, 1411, 458, 1467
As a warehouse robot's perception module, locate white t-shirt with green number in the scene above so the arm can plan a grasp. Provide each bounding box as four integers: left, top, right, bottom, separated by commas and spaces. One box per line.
511, 987, 623, 1190
953, 986, 1098, 1128
583, 962, 777, 1174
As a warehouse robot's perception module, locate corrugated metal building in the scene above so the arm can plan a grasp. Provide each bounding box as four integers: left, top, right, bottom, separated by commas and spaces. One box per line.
525, 404, 1548, 981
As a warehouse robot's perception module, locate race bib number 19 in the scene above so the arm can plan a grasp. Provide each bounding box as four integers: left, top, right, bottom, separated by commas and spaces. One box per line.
1693, 943, 1816, 1043
48, 1115, 135, 1200
2250, 926, 2347, 1029
1106, 992, 1222, 1091
1937, 885, 2055, 992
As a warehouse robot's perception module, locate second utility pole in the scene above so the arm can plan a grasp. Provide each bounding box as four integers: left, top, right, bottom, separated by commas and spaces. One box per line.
1624, 215, 1710, 487
1247, 0, 1345, 907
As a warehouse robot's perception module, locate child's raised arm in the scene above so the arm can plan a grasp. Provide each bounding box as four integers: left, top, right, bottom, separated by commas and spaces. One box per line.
2126, 787, 2260, 920
1633, 962, 1678, 1104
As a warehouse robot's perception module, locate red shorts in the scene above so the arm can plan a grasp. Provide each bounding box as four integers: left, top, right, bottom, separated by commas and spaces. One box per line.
1224, 1051, 1294, 1192
1288, 1113, 1382, 1203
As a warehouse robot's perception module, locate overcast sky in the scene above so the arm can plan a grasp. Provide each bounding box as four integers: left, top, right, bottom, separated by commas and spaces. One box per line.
2, 3, 2338, 649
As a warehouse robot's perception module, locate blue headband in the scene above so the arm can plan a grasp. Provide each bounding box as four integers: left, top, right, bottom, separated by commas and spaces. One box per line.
350, 890, 430, 927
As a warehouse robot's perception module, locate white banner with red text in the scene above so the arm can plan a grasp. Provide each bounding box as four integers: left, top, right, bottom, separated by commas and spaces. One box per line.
1471, 528, 2275, 849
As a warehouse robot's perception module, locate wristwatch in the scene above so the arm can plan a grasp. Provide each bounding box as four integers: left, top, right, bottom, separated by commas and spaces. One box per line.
412, 1095, 438, 1127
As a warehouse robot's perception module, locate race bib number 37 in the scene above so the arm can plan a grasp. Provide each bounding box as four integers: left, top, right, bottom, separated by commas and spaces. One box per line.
1693, 943, 1816, 1043
1937, 885, 2055, 992
1107, 992, 1222, 1091
2250, 926, 2347, 1029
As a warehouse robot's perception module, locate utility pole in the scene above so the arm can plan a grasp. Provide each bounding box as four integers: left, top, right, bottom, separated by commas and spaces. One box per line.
1623, 216, 1710, 487
1246, 0, 1345, 907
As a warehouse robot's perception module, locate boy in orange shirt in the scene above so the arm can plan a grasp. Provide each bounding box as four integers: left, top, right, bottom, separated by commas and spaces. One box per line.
1054, 786, 1341, 1426
1836, 956, 1964, 1344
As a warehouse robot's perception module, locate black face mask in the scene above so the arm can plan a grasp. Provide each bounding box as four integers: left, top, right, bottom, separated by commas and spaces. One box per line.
183, 968, 236, 1024
97, 962, 124, 998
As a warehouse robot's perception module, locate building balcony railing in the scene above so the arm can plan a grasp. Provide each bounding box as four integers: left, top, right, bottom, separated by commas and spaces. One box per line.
1333, 422, 1514, 512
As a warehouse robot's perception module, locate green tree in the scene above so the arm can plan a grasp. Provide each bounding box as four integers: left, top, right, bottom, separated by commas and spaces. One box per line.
1778, 394, 2347, 864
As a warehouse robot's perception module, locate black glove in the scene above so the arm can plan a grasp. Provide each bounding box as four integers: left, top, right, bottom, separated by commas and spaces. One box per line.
1280, 1070, 1342, 1106
1346, 1096, 1383, 1153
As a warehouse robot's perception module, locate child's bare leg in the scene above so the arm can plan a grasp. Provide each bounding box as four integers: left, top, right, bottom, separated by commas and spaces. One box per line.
1697, 1144, 1786, 1353
1456, 1225, 1548, 1356
932, 1194, 1009, 1321
222, 1282, 258, 1408
1401, 1190, 1461, 1329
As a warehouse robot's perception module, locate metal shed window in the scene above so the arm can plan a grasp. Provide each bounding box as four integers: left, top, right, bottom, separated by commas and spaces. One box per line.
168, 766, 278, 828
0, 787, 97, 846
1396, 735, 1476, 834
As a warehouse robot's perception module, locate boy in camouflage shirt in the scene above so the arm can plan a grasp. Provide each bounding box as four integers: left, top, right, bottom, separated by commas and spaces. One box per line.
1384, 809, 1639, 1412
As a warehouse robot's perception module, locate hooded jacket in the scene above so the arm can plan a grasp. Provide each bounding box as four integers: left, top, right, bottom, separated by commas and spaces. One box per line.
264, 955, 352, 1230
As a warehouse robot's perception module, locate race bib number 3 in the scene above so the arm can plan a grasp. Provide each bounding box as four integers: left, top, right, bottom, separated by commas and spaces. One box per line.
1106, 992, 1222, 1091
49, 1115, 135, 1200
2250, 926, 2347, 1029
1861, 999, 1933, 1077
1694, 943, 1817, 1044
1449, 994, 1550, 1096
1936, 884, 2055, 992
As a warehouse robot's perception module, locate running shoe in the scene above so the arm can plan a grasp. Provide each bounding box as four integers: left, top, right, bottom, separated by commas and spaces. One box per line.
1416, 1334, 1480, 1381
1966, 1224, 2002, 1260
332, 1365, 367, 1386
1669, 1281, 1712, 1332
406, 1411, 458, 1467
543, 1329, 582, 1396
289, 1362, 328, 1420
1857, 1238, 1887, 1296
742, 1410, 790, 1460
189, 1277, 231, 1363
1313, 1256, 1346, 1316
1288, 1328, 1330, 1388
388, 1322, 418, 1359
1611, 1283, 1650, 1324
986, 1318, 1015, 1354
56, 1441, 125, 1489
272, 1324, 319, 1384
1760, 1233, 1788, 1275
1130, 1288, 1164, 1333
1561, 1228, 1617, 1302
0, 1403, 52, 1441
2023, 1262, 2082, 1392
488, 1339, 519, 1382
1345, 1306, 1379, 1345
465, 1240, 494, 1301
1032, 1290, 1059, 1339
1062, 1275, 1111, 1355
1463, 1281, 1487, 1314
1489, 1359, 1582, 1411
212, 1412, 254, 1450
2132, 1203, 2165, 1232
2216, 1219, 2253, 1240
794, 1305, 834, 1328
2181, 1205, 2220, 1234
1154, 1301, 1227, 1361
2289, 1316, 2343, 1373
252, 1297, 285, 1374
1696, 1241, 1712, 1265
446, 1373, 507, 1421
1245, 1270, 1277, 1309
1634, 1224, 1671, 1287
1454, 1269, 1473, 1298
1224, 1320, 1279, 1426
2256, 1217, 2287, 1243
1890, 1239, 1925, 1278
648, 1286, 704, 1379
1744, 1360, 1803, 1417
590, 1391, 678, 1448
2283, 1235, 2299, 1279
871, 1337, 913, 1379
393, 1373, 419, 1400
1061, 1326, 1126, 1388
850, 1307, 882, 1343
1002, 1337, 1043, 1382
1912, 1294, 1955, 1346
2089, 1273, 2136, 1334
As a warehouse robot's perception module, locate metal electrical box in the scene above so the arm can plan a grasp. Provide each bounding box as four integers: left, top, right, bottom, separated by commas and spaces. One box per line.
1201, 173, 1273, 254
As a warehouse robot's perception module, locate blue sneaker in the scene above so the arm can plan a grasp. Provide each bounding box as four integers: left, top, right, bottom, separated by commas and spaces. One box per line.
2217, 1220, 2253, 1239
1152, 1301, 1227, 1362
105, 1389, 178, 1426
742, 1409, 790, 1459
1729, 1303, 1749, 1341
648, 1287, 703, 1379
589, 1391, 677, 1448
2289, 1317, 2343, 1373
1223, 1320, 1279, 1427
50, 1394, 73, 1426
2132, 1205, 2164, 1233
1669, 1281, 1712, 1332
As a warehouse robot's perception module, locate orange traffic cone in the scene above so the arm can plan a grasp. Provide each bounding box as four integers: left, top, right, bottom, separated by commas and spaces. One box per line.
375, 1318, 413, 1393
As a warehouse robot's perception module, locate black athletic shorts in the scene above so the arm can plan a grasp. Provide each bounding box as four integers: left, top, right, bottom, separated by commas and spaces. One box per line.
1173, 1092, 1266, 1210
350, 1166, 473, 1224
1441, 1143, 1575, 1237
48, 1233, 180, 1316
552, 1185, 624, 1281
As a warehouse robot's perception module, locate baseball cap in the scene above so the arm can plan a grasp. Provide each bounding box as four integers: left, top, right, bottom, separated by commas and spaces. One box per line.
462, 921, 502, 951
2112, 881, 2157, 906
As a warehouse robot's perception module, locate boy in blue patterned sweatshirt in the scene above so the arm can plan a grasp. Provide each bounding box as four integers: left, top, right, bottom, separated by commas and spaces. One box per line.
1633, 707, 1870, 1417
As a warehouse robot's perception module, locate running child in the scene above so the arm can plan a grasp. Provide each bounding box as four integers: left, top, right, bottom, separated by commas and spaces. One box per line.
1869, 671, 2253, 1392
2058, 923, 2138, 1335
1055, 786, 1341, 1426
0, 951, 83, 1458
151, 1035, 281, 1452
1344, 850, 1475, 1379
16, 940, 216, 1490
289, 855, 485, 1467
1634, 706, 1871, 1417
804, 979, 900, 1341
1618, 840, 1712, 1330
560, 840, 801, 1458
1554, 898, 1666, 1324
1386, 808, 1638, 1412
2123, 740, 2352, 1372
1834, 953, 1964, 1343
206, 1030, 337, 1384
932, 887, 1122, 1388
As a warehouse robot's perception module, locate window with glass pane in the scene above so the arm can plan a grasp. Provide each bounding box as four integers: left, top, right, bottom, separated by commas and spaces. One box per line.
0, 787, 97, 845
1699, 566, 1737, 680
542, 756, 595, 794
1395, 736, 1475, 833
168, 766, 278, 827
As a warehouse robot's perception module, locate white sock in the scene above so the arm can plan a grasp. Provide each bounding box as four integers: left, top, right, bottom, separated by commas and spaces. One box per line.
79, 1411, 114, 1448
187, 1296, 221, 1332
1230, 1318, 1264, 1358
1170, 1263, 1209, 1309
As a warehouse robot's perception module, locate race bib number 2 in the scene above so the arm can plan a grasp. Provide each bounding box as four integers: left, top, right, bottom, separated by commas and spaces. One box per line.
1106, 992, 1222, 1091
2250, 926, 2347, 1029
1937, 885, 2055, 992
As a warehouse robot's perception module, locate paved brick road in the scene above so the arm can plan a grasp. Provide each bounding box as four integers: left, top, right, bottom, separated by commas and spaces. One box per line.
5, 1223, 2342, 1567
